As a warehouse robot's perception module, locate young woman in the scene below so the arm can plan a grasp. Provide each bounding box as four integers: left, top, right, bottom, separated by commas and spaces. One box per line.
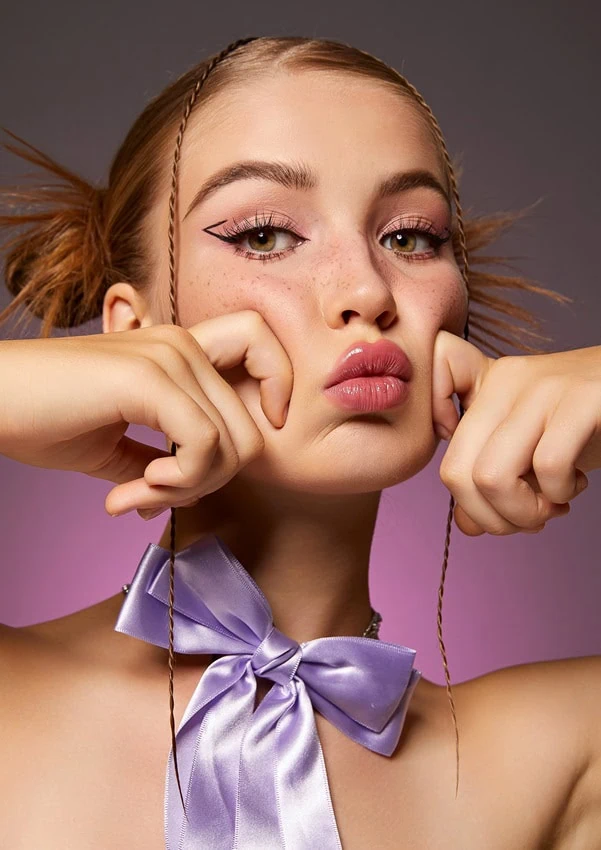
0, 36, 599, 850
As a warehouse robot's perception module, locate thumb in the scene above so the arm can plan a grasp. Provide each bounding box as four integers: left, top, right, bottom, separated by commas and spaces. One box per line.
432, 329, 494, 439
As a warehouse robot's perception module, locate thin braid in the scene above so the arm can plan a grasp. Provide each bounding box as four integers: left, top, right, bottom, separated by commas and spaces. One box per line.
388, 71, 471, 800
347, 38, 471, 797
165, 35, 259, 822
164, 37, 470, 816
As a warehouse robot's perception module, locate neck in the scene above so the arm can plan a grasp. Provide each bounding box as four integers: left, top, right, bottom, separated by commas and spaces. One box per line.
157, 478, 382, 644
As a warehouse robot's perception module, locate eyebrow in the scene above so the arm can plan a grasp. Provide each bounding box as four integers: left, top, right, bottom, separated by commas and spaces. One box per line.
183, 160, 451, 219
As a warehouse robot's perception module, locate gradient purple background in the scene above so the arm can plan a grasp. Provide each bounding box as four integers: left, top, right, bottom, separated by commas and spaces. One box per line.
1, 1, 599, 686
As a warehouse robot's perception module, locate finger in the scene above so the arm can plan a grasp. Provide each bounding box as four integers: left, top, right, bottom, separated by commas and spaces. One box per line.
145, 326, 266, 466
136, 338, 245, 485
453, 502, 548, 537
109, 320, 272, 514
453, 503, 487, 536
106, 368, 221, 515
439, 396, 526, 536
432, 330, 495, 438
532, 391, 594, 504
470, 386, 570, 528
185, 311, 294, 428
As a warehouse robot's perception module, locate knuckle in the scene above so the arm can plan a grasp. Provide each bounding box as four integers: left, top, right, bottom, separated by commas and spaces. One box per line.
128, 353, 164, 381
149, 336, 187, 366
521, 512, 548, 530
531, 374, 560, 398
234, 438, 264, 471
533, 452, 564, 479
243, 431, 266, 463
169, 325, 209, 361
152, 323, 188, 343
521, 519, 546, 534
439, 460, 462, 488
224, 442, 240, 471
491, 354, 530, 378
201, 420, 221, 448
162, 346, 192, 377
482, 517, 514, 536
192, 410, 221, 452
472, 465, 503, 492
241, 310, 265, 333
149, 324, 205, 363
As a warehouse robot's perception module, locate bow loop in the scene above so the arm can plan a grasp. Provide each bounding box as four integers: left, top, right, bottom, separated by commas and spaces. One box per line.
300, 636, 419, 742
114, 535, 422, 850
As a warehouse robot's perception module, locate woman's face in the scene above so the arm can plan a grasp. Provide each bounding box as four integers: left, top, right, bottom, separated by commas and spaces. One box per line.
146, 70, 468, 495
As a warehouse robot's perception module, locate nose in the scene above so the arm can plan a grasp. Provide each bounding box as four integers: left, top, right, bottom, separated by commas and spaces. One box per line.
251, 626, 303, 686
319, 240, 399, 330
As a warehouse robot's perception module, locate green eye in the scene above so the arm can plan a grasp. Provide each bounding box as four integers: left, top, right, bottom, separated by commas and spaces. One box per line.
382, 230, 424, 254
380, 224, 450, 261
203, 215, 305, 262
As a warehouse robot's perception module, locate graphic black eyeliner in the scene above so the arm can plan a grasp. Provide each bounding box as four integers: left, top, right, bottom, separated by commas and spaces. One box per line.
202, 213, 450, 263
202, 220, 231, 242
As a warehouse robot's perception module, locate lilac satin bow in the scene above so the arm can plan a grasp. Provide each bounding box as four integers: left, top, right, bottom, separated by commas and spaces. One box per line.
114, 535, 421, 849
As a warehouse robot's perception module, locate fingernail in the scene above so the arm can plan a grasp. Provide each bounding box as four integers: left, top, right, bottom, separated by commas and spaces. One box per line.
434, 424, 452, 441
523, 525, 545, 534
138, 507, 165, 520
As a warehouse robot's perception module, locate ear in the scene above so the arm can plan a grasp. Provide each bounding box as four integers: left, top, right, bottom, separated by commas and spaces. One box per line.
102, 282, 156, 334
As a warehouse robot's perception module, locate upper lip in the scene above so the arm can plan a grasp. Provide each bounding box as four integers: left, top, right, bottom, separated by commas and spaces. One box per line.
323, 339, 413, 389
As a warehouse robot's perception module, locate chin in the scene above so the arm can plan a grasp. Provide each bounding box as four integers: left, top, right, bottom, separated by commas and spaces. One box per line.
239, 429, 438, 495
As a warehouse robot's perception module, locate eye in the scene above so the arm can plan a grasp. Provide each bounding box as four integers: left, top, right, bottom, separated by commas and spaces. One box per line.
238, 226, 301, 256
202, 212, 306, 262
381, 230, 429, 254
380, 217, 451, 262
203, 212, 451, 263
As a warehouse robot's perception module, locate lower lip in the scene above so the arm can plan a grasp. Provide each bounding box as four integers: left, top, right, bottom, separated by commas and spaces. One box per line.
323, 376, 410, 412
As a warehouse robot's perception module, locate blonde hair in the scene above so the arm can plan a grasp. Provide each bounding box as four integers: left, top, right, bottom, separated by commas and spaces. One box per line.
0, 35, 572, 810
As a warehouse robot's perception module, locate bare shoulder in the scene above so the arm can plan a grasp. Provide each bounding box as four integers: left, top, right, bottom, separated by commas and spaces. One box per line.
462, 655, 601, 773
1, 594, 121, 647
0, 618, 61, 729
0, 619, 47, 677
0, 594, 135, 702
459, 656, 601, 847
0, 594, 209, 712
0, 621, 23, 670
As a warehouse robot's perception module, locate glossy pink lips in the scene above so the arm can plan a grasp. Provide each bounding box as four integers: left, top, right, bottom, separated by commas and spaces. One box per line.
323, 340, 412, 413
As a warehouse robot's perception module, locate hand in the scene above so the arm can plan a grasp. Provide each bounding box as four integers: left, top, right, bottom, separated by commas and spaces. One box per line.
0, 311, 293, 520
431, 330, 601, 536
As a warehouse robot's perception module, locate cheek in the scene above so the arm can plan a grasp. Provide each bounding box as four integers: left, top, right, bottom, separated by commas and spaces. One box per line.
398, 264, 467, 411
401, 262, 468, 341
177, 266, 316, 344
438, 264, 469, 335
174, 269, 306, 409
177, 269, 253, 321
177, 263, 303, 317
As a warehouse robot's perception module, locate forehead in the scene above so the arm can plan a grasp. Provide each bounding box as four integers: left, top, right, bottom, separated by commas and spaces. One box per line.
179, 70, 446, 196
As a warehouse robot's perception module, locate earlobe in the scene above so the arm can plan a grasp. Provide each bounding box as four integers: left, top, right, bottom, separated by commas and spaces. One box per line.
102, 281, 154, 334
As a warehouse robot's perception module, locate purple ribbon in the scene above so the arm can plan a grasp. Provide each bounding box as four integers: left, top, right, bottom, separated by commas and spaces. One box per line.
114, 535, 421, 849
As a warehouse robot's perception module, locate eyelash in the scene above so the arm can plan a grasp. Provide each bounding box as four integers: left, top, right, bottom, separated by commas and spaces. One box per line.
204, 211, 451, 263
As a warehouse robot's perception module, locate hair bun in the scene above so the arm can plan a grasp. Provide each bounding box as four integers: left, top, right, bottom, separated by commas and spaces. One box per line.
1, 130, 110, 337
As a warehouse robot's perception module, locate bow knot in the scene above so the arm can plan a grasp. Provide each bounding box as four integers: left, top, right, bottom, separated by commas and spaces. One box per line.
251, 626, 302, 685
115, 534, 421, 849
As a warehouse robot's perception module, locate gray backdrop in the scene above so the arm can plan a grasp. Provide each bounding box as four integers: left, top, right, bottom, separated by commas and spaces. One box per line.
1, 1, 599, 682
